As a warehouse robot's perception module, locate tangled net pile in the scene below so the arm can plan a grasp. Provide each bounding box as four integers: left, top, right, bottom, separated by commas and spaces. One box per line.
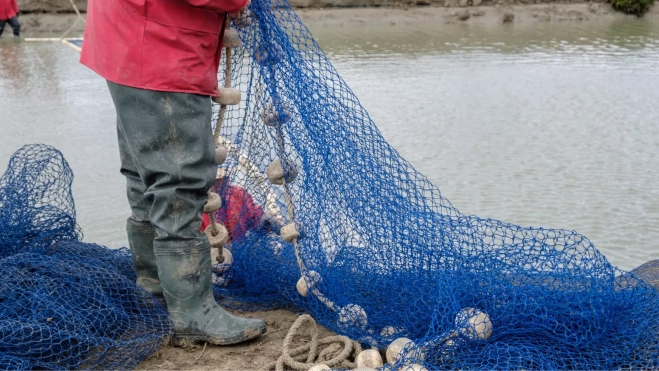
211, 0, 659, 369
0, 145, 171, 370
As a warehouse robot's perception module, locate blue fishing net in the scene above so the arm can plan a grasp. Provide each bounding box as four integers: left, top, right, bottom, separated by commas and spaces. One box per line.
0, 144, 171, 370
210, 0, 659, 369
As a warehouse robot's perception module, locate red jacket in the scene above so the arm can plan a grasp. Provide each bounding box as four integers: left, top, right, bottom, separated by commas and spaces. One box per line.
201, 184, 264, 243
1, 0, 19, 20
80, 0, 246, 96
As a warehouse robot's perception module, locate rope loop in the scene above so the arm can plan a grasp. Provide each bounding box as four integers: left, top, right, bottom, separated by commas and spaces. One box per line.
258, 315, 361, 371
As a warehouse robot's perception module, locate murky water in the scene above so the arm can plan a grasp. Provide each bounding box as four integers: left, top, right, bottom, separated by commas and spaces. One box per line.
1, 19, 658, 271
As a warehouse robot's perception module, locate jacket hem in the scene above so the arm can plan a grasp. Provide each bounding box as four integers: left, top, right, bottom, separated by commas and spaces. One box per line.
82, 63, 218, 97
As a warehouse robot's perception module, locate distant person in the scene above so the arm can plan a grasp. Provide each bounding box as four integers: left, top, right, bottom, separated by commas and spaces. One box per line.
0, 0, 20, 37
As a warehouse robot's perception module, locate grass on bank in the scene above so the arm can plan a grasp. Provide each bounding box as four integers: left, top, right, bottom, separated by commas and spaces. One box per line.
611, 0, 655, 16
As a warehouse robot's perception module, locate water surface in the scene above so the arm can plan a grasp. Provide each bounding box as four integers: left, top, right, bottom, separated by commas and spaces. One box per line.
1, 18, 657, 270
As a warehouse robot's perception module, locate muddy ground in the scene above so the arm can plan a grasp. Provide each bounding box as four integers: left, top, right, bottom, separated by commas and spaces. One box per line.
134, 309, 338, 371
14, 3, 658, 37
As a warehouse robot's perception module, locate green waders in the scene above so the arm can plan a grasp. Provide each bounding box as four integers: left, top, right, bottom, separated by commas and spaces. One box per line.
108, 81, 266, 346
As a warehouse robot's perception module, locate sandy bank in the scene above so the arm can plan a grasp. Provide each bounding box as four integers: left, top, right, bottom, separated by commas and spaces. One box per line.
12, 3, 656, 37
134, 309, 337, 371
296, 3, 657, 27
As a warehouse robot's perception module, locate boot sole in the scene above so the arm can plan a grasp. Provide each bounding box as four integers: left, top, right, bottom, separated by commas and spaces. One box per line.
171, 324, 267, 347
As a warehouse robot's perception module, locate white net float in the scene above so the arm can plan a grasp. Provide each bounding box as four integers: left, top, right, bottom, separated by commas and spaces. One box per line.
307, 364, 330, 371
204, 224, 228, 248
267, 158, 298, 185
211, 247, 233, 266
386, 337, 413, 364
398, 364, 429, 371
223, 28, 241, 48
338, 304, 368, 329
295, 276, 307, 296
296, 270, 321, 297
260, 103, 293, 127
203, 192, 222, 213
281, 223, 300, 243
356, 349, 383, 369
212, 88, 241, 105
215, 146, 228, 165
454, 307, 493, 341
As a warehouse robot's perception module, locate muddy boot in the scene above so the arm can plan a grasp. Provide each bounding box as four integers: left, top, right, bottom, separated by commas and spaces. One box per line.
127, 218, 163, 296
156, 244, 266, 346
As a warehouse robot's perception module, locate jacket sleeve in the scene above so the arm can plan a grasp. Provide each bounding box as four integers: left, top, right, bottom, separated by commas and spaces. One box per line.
178, 0, 248, 14
11, 0, 20, 16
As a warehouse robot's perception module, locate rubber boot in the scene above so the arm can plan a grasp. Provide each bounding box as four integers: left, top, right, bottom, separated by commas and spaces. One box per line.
156, 244, 267, 346
127, 218, 163, 296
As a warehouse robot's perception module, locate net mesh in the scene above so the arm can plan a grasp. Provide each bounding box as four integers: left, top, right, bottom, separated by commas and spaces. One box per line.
0, 144, 171, 370
2, 0, 658, 368
210, 0, 659, 369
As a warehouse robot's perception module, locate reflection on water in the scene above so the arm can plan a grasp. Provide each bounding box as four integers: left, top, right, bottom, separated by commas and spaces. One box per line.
0, 39, 122, 247
1, 18, 658, 270
313, 18, 659, 57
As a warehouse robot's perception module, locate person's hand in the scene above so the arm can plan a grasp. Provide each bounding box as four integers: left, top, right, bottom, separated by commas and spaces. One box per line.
229, 0, 250, 18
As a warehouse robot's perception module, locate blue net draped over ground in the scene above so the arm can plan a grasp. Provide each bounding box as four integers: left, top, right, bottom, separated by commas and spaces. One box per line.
211, 0, 659, 369
0, 144, 171, 370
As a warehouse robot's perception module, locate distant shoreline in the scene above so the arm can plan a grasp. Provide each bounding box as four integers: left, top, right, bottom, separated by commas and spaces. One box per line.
11, 3, 658, 37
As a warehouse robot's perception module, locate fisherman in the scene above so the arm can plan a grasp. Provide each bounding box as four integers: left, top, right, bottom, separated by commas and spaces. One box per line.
0, 0, 20, 37
79, 0, 266, 346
